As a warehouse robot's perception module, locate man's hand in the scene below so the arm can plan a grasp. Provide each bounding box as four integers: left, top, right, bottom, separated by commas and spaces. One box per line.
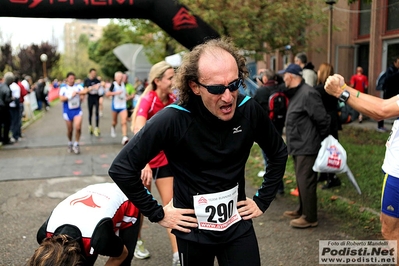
325, 74, 346, 98
158, 200, 198, 233
140, 164, 152, 187
237, 197, 263, 220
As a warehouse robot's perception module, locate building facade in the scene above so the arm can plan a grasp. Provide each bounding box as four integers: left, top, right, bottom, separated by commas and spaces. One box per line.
257, 0, 399, 96
64, 19, 104, 55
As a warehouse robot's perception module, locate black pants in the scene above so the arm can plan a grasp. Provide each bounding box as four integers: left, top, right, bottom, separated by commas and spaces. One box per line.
84, 215, 140, 266
87, 95, 100, 127
293, 155, 318, 222
0, 106, 11, 143
9, 106, 20, 140
176, 226, 260, 266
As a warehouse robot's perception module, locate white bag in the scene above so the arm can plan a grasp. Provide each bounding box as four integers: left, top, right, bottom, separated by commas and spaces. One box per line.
312, 135, 347, 174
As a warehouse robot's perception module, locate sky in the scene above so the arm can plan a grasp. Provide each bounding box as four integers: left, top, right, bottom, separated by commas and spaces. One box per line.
0, 17, 110, 52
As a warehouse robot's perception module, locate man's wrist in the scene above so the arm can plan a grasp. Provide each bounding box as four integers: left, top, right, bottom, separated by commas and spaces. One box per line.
149, 208, 165, 223
338, 90, 350, 102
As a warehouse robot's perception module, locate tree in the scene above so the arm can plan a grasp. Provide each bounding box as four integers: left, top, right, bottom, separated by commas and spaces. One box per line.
55, 34, 102, 80
176, 0, 326, 58
0, 42, 17, 74
88, 23, 138, 78
118, 19, 186, 64
16, 42, 60, 81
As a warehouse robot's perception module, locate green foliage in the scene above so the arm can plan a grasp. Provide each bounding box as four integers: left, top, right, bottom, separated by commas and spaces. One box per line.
337, 126, 387, 211
118, 19, 186, 64
179, 0, 325, 57
246, 125, 387, 238
56, 33, 101, 80
88, 22, 141, 79
0, 43, 17, 73
0, 41, 60, 81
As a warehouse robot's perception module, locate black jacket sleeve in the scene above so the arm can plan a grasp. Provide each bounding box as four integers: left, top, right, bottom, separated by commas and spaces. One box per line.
108, 116, 168, 223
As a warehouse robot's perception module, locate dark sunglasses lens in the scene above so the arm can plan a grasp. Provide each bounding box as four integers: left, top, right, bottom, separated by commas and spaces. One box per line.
229, 79, 241, 91
207, 85, 226, 94
203, 79, 241, 95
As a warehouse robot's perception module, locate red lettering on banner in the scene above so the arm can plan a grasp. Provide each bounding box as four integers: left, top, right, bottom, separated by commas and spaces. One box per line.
172, 7, 198, 30
107, 0, 133, 4
30, 0, 42, 7
83, 0, 106, 5
50, 0, 74, 4
9, 0, 133, 8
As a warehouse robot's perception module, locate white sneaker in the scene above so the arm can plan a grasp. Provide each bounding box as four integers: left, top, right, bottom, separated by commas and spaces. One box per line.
67, 144, 73, 153
111, 126, 116, 138
134, 240, 150, 259
172, 256, 181, 266
121, 136, 129, 145
172, 258, 181, 266
73, 145, 80, 154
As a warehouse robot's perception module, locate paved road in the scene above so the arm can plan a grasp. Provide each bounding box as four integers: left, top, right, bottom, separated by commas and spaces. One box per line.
0, 96, 381, 266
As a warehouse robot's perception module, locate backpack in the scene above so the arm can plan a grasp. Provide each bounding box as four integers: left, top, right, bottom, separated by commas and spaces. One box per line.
18, 81, 28, 103
376, 71, 386, 91
337, 101, 359, 124
268, 91, 289, 124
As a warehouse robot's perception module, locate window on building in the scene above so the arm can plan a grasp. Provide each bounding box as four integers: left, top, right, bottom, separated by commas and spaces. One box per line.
358, 0, 371, 36
283, 55, 290, 68
357, 43, 369, 76
270, 56, 276, 72
387, 0, 399, 31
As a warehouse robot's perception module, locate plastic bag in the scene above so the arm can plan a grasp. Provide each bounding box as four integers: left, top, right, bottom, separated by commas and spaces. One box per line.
312, 135, 347, 174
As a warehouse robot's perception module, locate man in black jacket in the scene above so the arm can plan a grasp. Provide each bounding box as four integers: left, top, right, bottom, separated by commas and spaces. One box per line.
0, 72, 14, 145
109, 38, 288, 266
254, 69, 286, 194
383, 55, 399, 99
280, 64, 330, 229
377, 56, 399, 131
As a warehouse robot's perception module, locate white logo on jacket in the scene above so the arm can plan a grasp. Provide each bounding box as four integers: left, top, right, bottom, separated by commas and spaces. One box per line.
233, 126, 242, 134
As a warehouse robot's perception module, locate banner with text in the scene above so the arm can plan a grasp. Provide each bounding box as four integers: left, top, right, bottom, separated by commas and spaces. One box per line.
0, 0, 220, 50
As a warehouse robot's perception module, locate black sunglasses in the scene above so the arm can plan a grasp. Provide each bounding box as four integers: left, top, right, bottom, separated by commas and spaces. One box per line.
194, 78, 242, 95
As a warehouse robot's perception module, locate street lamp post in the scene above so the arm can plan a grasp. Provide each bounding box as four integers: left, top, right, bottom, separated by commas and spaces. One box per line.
325, 0, 337, 64
40, 53, 48, 79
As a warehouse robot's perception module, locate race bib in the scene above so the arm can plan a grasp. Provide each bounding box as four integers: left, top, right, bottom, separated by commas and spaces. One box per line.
114, 93, 126, 109
68, 95, 80, 109
193, 185, 241, 231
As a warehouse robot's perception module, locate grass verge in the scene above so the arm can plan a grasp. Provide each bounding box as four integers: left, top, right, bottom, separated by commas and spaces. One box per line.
246, 124, 389, 239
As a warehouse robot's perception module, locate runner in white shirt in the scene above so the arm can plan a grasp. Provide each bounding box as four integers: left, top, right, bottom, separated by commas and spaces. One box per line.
106, 71, 129, 145
59, 72, 87, 154
325, 74, 399, 262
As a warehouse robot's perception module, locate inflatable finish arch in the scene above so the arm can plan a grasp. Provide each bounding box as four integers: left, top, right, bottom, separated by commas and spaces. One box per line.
1, 0, 220, 50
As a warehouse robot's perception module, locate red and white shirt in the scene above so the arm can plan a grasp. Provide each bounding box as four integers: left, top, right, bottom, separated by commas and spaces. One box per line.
137, 90, 176, 168
38, 183, 139, 257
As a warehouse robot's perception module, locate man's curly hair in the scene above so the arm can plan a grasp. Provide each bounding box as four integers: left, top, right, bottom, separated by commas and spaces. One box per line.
174, 37, 249, 105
